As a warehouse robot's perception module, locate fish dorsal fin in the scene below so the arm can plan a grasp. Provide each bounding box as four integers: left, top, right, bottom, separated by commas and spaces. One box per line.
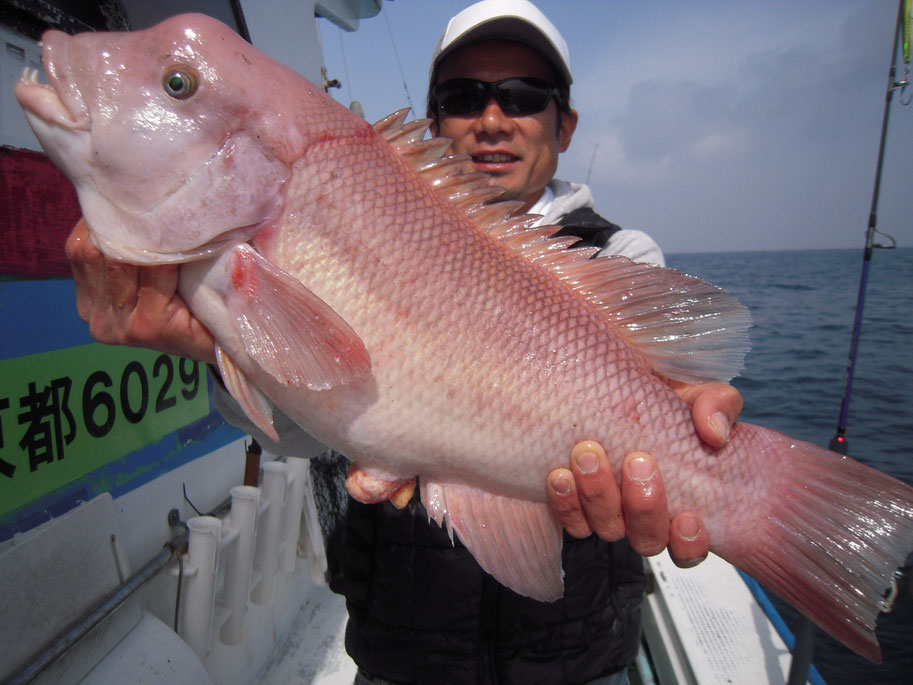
569, 255, 753, 383
421, 479, 564, 601
521, 236, 752, 383
374, 109, 506, 216
373, 110, 752, 383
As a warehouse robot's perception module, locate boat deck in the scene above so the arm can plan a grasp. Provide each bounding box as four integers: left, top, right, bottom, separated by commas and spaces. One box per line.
642, 550, 819, 684
259, 582, 356, 684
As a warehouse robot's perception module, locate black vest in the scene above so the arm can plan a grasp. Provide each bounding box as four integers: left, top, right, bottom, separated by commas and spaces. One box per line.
553, 206, 622, 250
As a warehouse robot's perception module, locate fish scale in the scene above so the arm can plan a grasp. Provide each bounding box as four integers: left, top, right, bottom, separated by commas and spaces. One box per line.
262, 134, 652, 482
279, 158, 640, 487
15, 12, 913, 663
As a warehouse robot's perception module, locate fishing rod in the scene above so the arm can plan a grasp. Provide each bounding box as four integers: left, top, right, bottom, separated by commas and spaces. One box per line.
787, 4, 909, 684
827, 0, 904, 456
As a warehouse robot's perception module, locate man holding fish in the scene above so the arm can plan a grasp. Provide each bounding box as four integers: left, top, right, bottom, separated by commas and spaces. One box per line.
63, 1, 741, 683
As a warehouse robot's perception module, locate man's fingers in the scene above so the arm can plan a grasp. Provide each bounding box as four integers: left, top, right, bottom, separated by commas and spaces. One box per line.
67, 220, 105, 323
549, 440, 711, 567
547, 439, 625, 541
546, 467, 591, 538
389, 480, 416, 509
66, 218, 139, 342
671, 381, 743, 447
620, 451, 669, 556
570, 441, 624, 541
107, 260, 142, 311
65, 218, 216, 363
667, 512, 709, 568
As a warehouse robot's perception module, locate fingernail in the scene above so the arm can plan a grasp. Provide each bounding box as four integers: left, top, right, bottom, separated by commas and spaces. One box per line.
575, 451, 599, 475
551, 473, 571, 496
677, 514, 701, 541
676, 555, 706, 569
627, 455, 654, 482
711, 411, 730, 444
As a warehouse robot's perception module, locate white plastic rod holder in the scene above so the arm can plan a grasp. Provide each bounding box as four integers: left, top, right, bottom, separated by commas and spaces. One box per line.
252, 461, 288, 603
182, 515, 222, 660
220, 485, 260, 645
279, 457, 308, 572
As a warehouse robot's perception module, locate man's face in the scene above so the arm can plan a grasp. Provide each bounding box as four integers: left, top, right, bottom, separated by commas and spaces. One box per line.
432, 40, 578, 213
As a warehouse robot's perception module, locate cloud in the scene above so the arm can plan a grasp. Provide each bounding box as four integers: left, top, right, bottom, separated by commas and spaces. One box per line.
557, 2, 908, 253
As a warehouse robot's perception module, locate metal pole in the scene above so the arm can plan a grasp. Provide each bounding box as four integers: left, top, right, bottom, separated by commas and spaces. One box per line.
787, 3, 908, 684
6, 540, 183, 685
786, 615, 817, 685
829, 0, 906, 455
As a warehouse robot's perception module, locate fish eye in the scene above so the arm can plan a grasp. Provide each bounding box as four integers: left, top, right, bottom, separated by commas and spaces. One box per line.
162, 66, 198, 100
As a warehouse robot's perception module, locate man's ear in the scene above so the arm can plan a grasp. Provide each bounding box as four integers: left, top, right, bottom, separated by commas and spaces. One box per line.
558, 108, 579, 152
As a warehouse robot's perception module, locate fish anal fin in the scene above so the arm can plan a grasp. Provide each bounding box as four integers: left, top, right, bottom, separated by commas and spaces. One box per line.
225, 244, 371, 390
215, 343, 279, 442
420, 480, 564, 601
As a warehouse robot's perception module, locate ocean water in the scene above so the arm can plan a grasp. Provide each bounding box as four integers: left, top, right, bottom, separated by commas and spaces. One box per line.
666, 247, 913, 685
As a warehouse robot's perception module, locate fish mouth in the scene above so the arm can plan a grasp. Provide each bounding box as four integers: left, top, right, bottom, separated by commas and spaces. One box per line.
14, 31, 89, 132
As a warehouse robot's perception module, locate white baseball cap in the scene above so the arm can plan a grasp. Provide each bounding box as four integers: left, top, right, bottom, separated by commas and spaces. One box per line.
430, 0, 572, 85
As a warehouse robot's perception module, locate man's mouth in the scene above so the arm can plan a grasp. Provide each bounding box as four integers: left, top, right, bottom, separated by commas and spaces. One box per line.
472, 152, 519, 164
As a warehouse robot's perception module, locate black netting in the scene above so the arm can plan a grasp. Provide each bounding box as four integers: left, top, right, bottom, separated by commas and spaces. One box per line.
309, 449, 351, 552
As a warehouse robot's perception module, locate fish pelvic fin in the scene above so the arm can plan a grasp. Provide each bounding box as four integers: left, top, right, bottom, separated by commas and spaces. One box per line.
725, 425, 913, 663
373, 110, 750, 384
215, 343, 278, 442
420, 480, 564, 601
224, 244, 371, 390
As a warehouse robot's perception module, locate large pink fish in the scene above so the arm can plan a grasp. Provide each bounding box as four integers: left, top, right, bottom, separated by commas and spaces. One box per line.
15, 13, 913, 662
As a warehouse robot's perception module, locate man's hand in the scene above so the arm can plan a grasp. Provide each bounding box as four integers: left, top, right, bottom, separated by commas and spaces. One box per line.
666, 380, 743, 448
546, 382, 742, 568
66, 219, 216, 364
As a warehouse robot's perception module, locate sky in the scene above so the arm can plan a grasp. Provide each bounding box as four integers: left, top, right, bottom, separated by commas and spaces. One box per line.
318, 0, 913, 255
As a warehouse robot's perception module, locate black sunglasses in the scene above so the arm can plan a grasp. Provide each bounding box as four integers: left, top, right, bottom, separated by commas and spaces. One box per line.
432, 77, 562, 116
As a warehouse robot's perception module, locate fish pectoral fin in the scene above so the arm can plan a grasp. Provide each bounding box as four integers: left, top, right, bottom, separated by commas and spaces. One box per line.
420, 480, 564, 602
215, 343, 279, 442
225, 244, 371, 390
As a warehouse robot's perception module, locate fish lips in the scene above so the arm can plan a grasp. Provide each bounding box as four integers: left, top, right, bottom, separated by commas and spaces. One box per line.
15, 30, 89, 132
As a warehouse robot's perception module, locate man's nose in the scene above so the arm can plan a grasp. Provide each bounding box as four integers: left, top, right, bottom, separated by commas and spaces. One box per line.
478, 96, 514, 135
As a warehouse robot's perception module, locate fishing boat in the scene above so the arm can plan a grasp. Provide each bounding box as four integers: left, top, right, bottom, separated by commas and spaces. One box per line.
1, 2, 907, 684
1, 2, 376, 683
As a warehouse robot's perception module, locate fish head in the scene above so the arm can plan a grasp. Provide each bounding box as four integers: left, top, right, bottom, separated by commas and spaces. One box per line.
14, 13, 308, 263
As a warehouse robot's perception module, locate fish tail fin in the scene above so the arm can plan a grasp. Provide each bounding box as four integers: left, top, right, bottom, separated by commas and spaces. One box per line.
727, 427, 913, 663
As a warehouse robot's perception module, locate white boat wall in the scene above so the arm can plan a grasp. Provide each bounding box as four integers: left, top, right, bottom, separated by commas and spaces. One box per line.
0, 2, 381, 683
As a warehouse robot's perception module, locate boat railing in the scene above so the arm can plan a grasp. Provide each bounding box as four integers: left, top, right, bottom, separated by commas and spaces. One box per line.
6, 456, 312, 684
